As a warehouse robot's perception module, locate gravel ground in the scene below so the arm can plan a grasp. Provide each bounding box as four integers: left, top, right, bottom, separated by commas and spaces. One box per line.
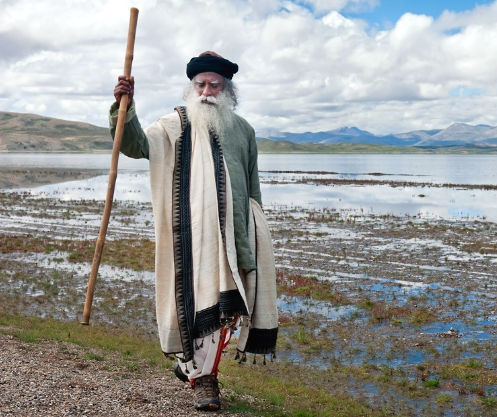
0, 334, 253, 417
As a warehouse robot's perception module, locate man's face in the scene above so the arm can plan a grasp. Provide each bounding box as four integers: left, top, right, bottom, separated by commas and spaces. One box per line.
193, 72, 225, 101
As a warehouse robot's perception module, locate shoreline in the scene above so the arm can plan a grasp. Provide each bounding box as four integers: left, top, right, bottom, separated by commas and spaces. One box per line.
0, 167, 106, 190
2, 149, 497, 154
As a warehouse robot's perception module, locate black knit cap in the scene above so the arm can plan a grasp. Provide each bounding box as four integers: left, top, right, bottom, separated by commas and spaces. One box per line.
186, 53, 239, 80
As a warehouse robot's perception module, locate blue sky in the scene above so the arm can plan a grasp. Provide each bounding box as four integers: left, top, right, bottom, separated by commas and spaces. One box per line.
2, 0, 497, 134
346, 0, 495, 26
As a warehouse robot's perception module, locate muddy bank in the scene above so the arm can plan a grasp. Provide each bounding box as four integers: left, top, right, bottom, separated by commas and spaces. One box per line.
0, 167, 106, 190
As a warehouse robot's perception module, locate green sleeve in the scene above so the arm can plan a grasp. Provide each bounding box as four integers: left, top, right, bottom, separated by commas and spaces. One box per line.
108, 100, 149, 160
249, 133, 263, 208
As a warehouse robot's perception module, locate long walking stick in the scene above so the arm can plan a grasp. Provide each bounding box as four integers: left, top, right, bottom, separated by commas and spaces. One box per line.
81, 7, 139, 325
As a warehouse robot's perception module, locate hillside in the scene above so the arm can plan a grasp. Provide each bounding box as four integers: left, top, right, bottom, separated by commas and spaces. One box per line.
0, 111, 112, 152
256, 139, 497, 154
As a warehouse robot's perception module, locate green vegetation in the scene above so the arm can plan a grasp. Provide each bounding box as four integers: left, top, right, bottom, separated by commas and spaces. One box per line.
435, 394, 453, 405
276, 270, 348, 304
0, 235, 155, 271
0, 313, 166, 370
256, 139, 497, 154
424, 379, 440, 388
221, 359, 393, 417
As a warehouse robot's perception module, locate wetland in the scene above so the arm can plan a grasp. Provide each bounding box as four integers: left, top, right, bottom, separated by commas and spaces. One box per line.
0, 153, 496, 416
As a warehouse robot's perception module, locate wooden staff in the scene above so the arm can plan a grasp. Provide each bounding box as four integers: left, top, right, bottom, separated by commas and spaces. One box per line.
81, 7, 139, 325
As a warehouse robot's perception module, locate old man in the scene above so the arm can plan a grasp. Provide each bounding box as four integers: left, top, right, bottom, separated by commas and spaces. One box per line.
110, 52, 278, 411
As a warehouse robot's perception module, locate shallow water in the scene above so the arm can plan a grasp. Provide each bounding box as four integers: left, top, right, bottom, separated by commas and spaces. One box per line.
278, 295, 358, 321
261, 182, 497, 221
259, 154, 497, 185
3, 153, 497, 221
5, 171, 497, 221
3, 153, 497, 185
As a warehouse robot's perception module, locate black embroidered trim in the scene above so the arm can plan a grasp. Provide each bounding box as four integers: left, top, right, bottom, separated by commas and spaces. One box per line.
172, 106, 195, 362
220, 289, 248, 317
210, 131, 227, 247
244, 328, 278, 355
174, 106, 188, 131
172, 106, 244, 360
193, 290, 248, 338
193, 304, 221, 339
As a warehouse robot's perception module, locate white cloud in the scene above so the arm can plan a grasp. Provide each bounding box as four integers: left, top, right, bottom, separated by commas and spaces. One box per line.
1, 0, 497, 135
293, 0, 378, 15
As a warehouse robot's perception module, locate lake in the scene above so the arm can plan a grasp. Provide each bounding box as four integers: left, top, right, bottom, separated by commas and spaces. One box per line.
2, 153, 497, 184
1, 153, 496, 221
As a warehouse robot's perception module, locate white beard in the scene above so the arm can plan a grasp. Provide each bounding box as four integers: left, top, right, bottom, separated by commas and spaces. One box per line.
184, 84, 236, 138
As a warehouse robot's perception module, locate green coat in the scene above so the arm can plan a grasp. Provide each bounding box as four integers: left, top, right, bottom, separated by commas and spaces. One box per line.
109, 100, 263, 271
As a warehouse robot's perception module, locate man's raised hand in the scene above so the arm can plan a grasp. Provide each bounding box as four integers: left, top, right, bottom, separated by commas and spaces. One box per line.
114, 75, 134, 110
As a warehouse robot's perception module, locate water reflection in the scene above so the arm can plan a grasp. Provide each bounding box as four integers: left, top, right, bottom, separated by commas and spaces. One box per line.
11, 172, 497, 222
262, 183, 497, 222
25, 173, 152, 202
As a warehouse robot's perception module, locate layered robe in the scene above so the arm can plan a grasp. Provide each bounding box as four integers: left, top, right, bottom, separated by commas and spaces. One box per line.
109, 102, 278, 361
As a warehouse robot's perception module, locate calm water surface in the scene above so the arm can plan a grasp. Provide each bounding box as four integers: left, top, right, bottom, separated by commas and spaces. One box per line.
2, 153, 497, 184
2, 153, 496, 221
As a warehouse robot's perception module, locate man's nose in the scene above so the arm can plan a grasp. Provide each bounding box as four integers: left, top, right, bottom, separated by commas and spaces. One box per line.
202, 85, 213, 96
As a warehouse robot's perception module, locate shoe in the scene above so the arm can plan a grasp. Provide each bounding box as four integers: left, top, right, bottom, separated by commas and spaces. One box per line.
173, 362, 189, 383
193, 374, 221, 411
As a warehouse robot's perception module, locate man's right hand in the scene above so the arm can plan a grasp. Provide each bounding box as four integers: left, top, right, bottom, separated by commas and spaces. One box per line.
114, 75, 134, 110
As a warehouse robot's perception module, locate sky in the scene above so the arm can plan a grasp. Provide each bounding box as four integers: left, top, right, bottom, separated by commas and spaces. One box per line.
2, 0, 497, 135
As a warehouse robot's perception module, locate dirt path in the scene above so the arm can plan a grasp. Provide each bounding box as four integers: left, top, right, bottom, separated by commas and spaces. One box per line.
0, 333, 252, 417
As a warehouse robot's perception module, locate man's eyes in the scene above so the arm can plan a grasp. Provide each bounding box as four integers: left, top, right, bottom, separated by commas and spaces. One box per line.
196, 82, 220, 88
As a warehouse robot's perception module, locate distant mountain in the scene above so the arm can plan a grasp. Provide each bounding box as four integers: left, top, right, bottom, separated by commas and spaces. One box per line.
256, 123, 497, 148
0, 111, 111, 152
415, 123, 497, 146
257, 126, 376, 145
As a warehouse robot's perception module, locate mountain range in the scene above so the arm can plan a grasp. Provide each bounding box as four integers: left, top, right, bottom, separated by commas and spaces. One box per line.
256, 123, 497, 147
1, 110, 496, 153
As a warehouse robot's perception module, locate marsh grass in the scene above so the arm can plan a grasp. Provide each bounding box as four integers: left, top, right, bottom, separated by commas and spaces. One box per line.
357, 300, 436, 326
461, 241, 497, 254
276, 269, 348, 304
0, 235, 155, 271
481, 397, 497, 407
220, 359, 392, 417
424, 379, 440, 388
435, 393, 453, 405
69, 238, 155, 271
439, 362, 497, 386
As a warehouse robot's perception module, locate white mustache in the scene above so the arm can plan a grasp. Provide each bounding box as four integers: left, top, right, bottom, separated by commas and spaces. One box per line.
198, 95, 218, 104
